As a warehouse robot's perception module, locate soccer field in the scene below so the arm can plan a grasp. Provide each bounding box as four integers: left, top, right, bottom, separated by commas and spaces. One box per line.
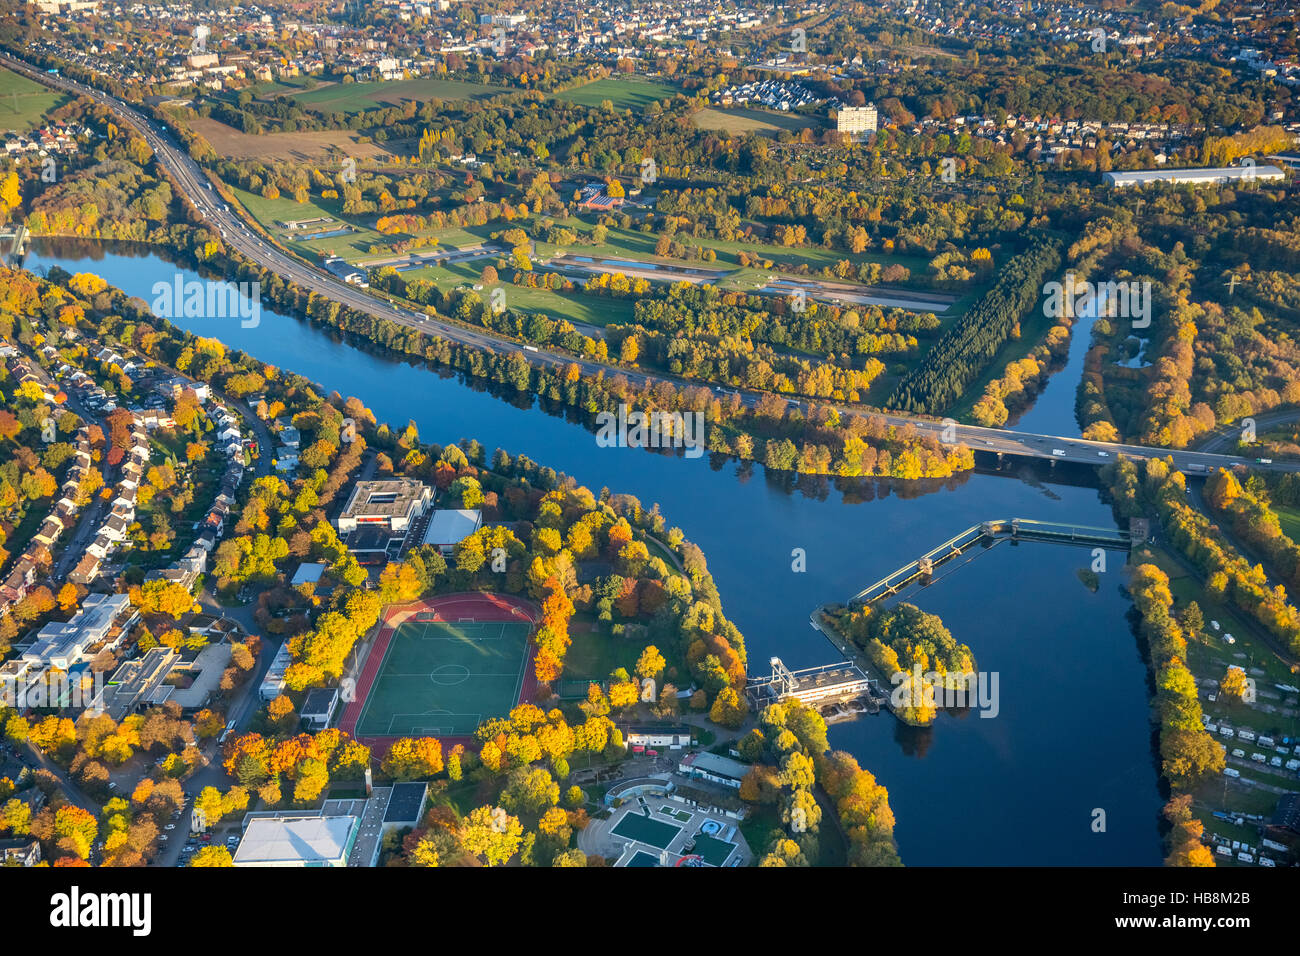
354, 619, 532, 738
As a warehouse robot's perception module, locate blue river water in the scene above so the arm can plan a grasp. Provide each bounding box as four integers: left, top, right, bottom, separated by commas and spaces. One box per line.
26, 238, 1164, 865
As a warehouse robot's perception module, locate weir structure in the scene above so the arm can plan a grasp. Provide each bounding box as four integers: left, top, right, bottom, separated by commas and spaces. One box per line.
845, 518, 1132, 608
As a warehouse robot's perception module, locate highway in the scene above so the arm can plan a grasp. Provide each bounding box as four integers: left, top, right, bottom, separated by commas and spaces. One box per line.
7, 53, 1298, 478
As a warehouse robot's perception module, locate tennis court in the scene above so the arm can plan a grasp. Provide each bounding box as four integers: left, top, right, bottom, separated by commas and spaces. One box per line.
353, 618, 533, 738
611, 813, 682, 850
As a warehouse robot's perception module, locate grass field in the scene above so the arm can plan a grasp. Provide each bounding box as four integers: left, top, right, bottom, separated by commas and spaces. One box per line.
402, 260, 635, 329
554, 77, 679, 110
692, 106, 826, 137
562, 618, 646, 685
534, 218, 933, 288
232, 186, 389, 259
354, 619, 532, 738
0, 67, 68, 132
1275, 504, 1300, 547
290, 77, 502, 113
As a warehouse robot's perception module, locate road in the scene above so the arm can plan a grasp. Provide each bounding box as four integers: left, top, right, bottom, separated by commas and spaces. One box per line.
6, 52, 1297, 483
1194, 407, 1300, 457
12, 340, 119, 581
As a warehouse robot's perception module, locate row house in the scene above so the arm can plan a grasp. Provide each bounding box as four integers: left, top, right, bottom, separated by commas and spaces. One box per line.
0, 426, 92, 612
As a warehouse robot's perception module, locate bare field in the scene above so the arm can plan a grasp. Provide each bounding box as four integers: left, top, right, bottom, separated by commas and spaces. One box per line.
187, 117, 408, 162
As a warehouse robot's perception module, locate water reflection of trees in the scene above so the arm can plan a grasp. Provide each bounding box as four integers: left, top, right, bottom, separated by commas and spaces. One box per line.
893, 719, 934, 758
35, 240, 1103, 510
762, 466, 975, 506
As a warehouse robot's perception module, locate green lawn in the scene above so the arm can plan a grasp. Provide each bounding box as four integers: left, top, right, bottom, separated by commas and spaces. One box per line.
554, 77, 680, 110
402, 259, 634, 330
562, 618, 643, 684
1135, 544, 1300, 701
946, 281, 1057, 421
1275, 504, 1300, 548
231, 186, 390, 260
289, 77, 502, 113
0, 67, 69, 132
535, 218, 934, 290
692, 107, 827, 137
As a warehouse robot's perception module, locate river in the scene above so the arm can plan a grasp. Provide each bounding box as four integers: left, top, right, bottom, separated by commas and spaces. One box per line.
25, 238, 1164, 865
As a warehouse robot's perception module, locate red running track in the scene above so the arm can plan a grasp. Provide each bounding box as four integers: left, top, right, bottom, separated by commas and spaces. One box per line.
339, 592, 538, 756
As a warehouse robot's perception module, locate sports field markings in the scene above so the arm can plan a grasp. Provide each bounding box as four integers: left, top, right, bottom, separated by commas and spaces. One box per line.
355, 610, 534, 739
386, 706, 482, 736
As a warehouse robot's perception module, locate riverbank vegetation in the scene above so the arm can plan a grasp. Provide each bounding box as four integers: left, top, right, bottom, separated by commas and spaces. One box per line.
741, 699, 901, 867
822, 601, 974, 726
1108, 457, 1300, 658
1075, 187, 1300, 449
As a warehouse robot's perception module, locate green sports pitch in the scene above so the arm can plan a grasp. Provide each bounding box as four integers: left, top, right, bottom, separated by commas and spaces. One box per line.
354, 619, 532, 738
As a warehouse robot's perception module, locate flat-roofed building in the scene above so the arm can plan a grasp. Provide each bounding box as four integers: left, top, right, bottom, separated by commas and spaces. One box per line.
679, 751, 748, 790
746, 657, 875, 707
233, 813, 360, 867
25, 593, 135, 670
259, 643, 293, 701
301, 687, 340, 730
335, 479, 431, 534
622, 724, 693, 751
92, 647, 180, 720
836, 104, 878, 137
422, 509, 482, 556
1103, 165, 1285, 188
382, 782, 429, 833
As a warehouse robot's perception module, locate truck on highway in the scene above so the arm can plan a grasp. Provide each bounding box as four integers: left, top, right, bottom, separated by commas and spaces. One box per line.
1186, 463, 1209, 473
523, 345, 539, 353
1051, 448, 1066, 457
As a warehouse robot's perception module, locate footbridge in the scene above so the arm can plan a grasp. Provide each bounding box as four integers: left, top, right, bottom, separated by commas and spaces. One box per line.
847, 518, 1132, 607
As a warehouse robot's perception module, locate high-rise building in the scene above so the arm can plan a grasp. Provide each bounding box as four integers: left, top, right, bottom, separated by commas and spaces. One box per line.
837, 104, 878, 137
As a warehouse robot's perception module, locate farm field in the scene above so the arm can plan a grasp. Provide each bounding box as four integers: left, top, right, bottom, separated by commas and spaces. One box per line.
691, 106, 827, 137
0, 66, 69, 132
289, 76, 503, 113
553, 76, 680, 110
186, 116, 403, 162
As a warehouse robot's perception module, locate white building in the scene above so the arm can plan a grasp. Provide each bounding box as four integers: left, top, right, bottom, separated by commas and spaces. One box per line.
233, 813, 359, 867
678, 751, 748, 790
422, 509, 482, 556
335, 479, 431, 534
259, 643, 294, 701
1103, 165, 1286, 188
837, 104, 878, 137
24, 593, 135, 670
